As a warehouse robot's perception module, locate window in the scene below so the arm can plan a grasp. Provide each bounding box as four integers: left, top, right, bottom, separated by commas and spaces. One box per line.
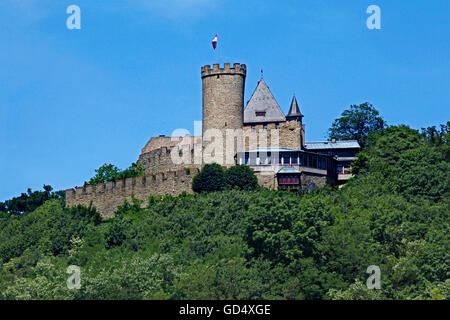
275, 123, 279, 129
312, 157, 318, 168
318, 158, 322, 169
291, 156, 298, 165
283, 155, 290, 165
263, 124, 267, 130
278, 175, 299, 185
251, 125, 255, 132
255, 111, 266, 117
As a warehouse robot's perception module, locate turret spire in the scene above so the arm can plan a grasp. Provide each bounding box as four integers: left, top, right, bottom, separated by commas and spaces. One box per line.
286, 95, 303, 122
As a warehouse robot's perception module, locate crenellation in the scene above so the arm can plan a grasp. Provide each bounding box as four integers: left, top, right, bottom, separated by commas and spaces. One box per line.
86, 185, 94, 193
66, 169, 195, 218
135, 176, 145, 186
105, 181, 114, 192
66, 61, 358, 219
125, 178, 134, 192
96, 183, 105, 193
201, 63, 247, 79
75, 187, 84, 197
115, 179, 124, 190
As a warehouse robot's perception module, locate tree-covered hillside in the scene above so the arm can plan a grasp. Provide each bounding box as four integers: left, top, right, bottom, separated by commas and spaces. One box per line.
0, 123, 448, 300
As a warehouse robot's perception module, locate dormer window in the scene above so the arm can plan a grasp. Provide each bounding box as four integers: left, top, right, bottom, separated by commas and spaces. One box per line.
255, 111, 266, 117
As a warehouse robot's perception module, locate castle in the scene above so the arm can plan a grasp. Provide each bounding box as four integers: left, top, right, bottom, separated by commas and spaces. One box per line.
66, 62, 360, 218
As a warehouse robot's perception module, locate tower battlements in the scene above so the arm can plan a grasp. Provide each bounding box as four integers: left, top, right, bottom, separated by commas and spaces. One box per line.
201, 63, 247, 78
201, 62, 247, 165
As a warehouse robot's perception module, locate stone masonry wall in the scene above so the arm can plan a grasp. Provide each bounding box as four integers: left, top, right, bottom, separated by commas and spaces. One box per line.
202, 63, 246, 165
138, 146, 202, 175
300, 172, 328, 190
141, 135, 201, 154
242, 120, 304, 150
66, 168, 198, 219
255, 172, 277, 189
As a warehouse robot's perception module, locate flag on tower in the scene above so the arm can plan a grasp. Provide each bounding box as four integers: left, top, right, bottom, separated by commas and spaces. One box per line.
212, 34, 218, 50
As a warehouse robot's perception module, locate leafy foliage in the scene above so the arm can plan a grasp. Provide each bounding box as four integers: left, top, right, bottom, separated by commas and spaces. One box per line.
193, 164, 258, 193
192, 163, 227, 193
0, 185, 64, 216
224, 165, 259, 191
328, 102, 385, 147
0, 122, 448, 300
87, 162, 144, 185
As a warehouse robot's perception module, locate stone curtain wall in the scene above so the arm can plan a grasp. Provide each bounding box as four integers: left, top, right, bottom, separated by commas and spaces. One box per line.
138, 146, 202, 175
140, 135, 201, 155
66, 168, 198, 219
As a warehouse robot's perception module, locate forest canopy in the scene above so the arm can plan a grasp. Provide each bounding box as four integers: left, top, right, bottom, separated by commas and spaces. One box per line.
0, 120, 448, 300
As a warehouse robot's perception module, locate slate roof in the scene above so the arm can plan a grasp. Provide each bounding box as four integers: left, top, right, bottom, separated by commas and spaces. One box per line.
305, 140, 361, 150
286, 96, 303, 119
278, 167, 301, 174
335, 156, 358, 161
244, 79, 286, 124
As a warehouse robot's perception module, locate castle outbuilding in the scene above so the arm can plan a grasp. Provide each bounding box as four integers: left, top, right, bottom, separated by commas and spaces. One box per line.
66, 62, 360, 218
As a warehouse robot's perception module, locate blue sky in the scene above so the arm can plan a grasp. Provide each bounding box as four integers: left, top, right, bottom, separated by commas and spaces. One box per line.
1, 0, 449, 201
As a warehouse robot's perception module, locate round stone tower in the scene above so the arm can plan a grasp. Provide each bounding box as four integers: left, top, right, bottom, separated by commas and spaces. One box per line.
201, 63, 247, 165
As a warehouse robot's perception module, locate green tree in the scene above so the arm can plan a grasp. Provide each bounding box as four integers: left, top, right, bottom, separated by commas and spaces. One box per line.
328, 102, 385, 147
0, 185, 63, 216
87, 162, 144, 185
192, 163, 226, 193
87, 164, 121, 185
224, 165, 259, 190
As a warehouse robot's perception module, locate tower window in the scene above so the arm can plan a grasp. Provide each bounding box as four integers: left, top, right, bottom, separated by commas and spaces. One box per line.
263, 124, 267, 130
255, 112, 266, 117
251, 125, 255, 132
275, 123, 279, 129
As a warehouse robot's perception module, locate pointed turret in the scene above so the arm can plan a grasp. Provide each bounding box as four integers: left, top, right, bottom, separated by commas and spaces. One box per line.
286, 95, 303, 122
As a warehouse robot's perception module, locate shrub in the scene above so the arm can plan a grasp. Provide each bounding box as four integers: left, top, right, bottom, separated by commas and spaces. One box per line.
224, 165, 259, 190
192, 164, 227, 193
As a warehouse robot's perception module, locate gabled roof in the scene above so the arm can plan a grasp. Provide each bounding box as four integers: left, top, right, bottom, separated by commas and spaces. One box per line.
244, 78, 286, 124
286, 96, 303, 119
305, 140, 361, 150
